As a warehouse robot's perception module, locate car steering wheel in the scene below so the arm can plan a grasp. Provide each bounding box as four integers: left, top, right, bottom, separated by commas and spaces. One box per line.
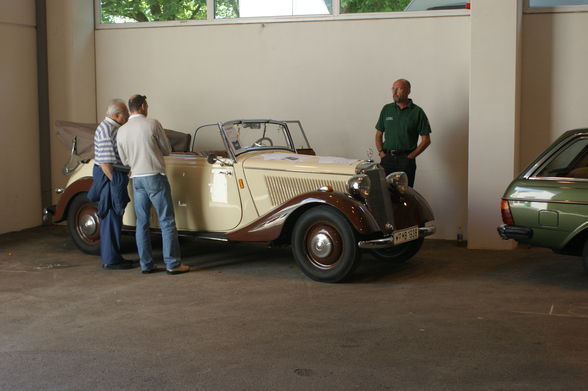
253, 137, 274, 147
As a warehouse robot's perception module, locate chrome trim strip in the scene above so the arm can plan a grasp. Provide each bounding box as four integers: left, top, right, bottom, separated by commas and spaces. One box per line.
506, 198, 588, 206
249, 197, 341, 233
245, 167, 354, 176
526, 176, 588, 183
522, 134, 588, 179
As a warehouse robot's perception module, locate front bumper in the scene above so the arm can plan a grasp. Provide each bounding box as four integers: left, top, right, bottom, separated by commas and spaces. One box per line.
43, 205, 56, 224
497, 224, 533, 241
358, 226, 436, 249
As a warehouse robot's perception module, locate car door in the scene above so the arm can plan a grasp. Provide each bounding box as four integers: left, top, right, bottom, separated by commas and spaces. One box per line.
165, 154, 242, 232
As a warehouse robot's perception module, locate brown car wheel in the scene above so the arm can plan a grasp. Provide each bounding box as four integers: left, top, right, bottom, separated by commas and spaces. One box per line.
292, 206, 360, 283
67, 193, 101, 255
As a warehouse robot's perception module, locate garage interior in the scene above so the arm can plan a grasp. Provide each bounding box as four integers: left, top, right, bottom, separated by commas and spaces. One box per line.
2, 0, 588, 389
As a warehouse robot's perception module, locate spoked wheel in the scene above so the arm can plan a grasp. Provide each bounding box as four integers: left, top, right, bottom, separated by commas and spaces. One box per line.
67, 193, 101, 254
370, 237, 424, 264
292, 206, 360, 283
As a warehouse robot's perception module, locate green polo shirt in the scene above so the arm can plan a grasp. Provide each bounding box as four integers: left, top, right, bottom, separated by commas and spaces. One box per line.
375, 99, 431, 151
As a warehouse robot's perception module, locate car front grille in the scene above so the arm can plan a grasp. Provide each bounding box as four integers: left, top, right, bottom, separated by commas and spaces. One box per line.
364, 167, 395, 233
265, 175, 348, 206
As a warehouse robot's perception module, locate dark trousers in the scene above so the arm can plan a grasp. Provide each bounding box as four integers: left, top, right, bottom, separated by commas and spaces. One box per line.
380, 153, 417, 187
100, 207, 124, 265
89, 164, 129, 265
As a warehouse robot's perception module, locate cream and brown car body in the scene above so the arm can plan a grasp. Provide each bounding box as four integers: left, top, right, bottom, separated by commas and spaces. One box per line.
46, 119, 435, 282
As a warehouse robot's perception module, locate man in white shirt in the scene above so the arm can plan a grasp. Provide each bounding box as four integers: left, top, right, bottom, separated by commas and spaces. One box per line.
117, 95, 189, 275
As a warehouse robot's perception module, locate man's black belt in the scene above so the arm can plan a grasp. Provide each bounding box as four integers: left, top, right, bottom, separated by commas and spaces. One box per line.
383, 150, 411, 156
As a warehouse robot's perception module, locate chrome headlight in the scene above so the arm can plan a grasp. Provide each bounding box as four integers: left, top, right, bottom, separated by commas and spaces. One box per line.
386, 171, 408, 194
355, 161, 378, 174
348, 174, 371, 199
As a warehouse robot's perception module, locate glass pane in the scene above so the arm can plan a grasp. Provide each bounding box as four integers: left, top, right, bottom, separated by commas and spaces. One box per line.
216, 0, 331, 19
341, 0, 470, 13
100, 0, 206, 24
192, 124, 227, 155
529, 0, 588, 6
285, 121, 312, 150
537, 138, 588, 178
222, 121, 292, 155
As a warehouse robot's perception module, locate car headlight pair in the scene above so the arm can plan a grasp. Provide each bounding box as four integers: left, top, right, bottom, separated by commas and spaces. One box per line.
348, 174, 370, 199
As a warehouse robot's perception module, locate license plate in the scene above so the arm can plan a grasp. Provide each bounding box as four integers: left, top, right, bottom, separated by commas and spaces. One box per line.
393, 225, 419, 245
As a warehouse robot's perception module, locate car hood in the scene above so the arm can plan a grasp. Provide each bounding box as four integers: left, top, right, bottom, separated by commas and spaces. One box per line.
241, 151, 361, 175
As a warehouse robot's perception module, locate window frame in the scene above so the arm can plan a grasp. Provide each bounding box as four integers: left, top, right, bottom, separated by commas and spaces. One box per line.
94, 0, 470, 30
524, 0, 588, 14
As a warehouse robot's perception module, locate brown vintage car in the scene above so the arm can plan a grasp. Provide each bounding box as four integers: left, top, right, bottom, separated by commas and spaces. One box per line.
45, 119, 435, 282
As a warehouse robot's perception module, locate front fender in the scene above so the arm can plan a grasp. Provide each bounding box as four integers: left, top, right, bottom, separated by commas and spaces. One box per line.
392, 187, 435, 230
53, 177, 93, 222
226, 191, 380, 242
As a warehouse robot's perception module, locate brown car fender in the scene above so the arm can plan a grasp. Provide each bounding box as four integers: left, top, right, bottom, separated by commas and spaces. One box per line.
53, 177, 93, 222
226, 191, 381, 242
391, 187, 435, 230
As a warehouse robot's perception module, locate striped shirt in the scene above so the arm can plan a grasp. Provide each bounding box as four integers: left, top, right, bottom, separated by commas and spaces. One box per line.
94, 117, 127, 169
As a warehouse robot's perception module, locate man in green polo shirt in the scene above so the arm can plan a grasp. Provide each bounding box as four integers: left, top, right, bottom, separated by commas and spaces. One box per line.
374, 79, 431, 187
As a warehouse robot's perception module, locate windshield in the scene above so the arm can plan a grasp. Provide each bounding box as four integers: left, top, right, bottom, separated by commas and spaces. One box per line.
222, 120, 294, 156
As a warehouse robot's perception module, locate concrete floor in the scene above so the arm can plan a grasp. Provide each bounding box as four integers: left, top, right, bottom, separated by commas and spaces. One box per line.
1, 226, 588, 390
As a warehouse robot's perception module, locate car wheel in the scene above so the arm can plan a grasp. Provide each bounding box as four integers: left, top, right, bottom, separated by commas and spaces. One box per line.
292, 206, 360, 283
67, 192, 101, 255
370, 237, 424, 263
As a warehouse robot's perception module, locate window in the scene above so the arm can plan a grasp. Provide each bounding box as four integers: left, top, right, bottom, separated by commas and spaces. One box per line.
97, 0, 468, 25
537, 138, 588, 179
99, 0, 207, 23
341, 0, 469, 14
216, 0, 332, 19
341, 0, 409, 14
529, 0, 588, 6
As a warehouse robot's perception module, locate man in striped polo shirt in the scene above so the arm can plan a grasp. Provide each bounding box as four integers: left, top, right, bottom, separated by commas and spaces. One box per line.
89, 99, 134, 270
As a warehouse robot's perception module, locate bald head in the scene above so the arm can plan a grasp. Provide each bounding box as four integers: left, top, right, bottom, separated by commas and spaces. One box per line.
392, 79, 411, 106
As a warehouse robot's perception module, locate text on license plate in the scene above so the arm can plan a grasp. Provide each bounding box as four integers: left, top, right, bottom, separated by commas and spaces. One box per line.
393, 226, 419, 245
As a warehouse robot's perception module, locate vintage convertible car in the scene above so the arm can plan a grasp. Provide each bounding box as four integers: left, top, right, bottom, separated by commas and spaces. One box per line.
498, 128, 588, 274
45, 119, 435, 282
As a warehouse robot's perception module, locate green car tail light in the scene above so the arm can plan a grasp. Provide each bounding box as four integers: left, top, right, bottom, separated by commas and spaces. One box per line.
501, 199, 515, 225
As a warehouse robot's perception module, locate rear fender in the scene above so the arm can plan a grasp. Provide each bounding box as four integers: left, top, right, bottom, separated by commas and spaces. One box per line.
53, 177, 93, 222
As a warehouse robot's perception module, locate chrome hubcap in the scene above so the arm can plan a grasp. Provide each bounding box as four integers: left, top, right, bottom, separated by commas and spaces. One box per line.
310, 233, 332, 258
80, 215, 97, 236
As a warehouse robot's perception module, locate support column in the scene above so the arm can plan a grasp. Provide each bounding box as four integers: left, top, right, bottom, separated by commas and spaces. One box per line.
468, 0, 523, 249
46, 0, 96, 201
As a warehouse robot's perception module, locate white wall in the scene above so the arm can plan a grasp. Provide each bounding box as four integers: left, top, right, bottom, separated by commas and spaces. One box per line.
95, 16, 470, 240
0, 0, 41, 234
521, 11, 588, 169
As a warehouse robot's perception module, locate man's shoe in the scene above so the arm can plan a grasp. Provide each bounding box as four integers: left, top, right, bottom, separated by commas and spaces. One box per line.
141, 267, 163, 274
102, 261, 135, 270
166, 264, 190, 275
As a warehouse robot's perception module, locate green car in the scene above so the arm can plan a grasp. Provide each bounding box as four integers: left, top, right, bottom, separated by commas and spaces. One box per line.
498, 128, 588, 273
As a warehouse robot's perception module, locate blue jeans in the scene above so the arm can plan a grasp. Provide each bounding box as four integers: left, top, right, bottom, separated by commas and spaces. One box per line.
132, 174, 181, 271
